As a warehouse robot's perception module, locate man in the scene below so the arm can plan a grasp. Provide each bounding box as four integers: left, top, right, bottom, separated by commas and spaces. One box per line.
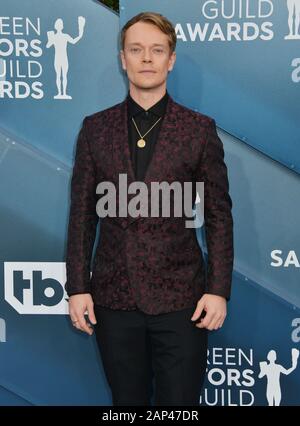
65, 12, 234, 406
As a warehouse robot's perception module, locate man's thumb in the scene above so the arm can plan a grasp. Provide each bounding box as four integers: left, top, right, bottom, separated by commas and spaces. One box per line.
191, 300, 204, 321
88, 307, 97, 325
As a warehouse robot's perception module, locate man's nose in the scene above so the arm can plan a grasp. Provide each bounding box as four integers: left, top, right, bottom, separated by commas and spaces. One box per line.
142, 48, 152, 62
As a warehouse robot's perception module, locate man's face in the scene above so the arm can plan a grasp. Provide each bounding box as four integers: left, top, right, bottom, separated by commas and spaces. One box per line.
120, 21, 176, 91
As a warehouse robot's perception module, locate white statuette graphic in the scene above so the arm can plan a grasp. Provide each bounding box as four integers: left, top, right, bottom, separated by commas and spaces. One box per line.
46, 16, 86, 99
258, 348, 299, 406
285, 0, 300, 39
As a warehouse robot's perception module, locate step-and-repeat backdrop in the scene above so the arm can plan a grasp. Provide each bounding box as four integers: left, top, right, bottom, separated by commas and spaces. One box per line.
1, 0, 299, 405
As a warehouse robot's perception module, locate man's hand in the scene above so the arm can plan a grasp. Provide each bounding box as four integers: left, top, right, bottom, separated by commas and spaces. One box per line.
68, 293, 97, 335
190, 294, 227, 330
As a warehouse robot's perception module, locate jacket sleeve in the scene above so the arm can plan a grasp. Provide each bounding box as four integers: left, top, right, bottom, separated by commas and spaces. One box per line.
196, 118, 234, 300
65, 117, 99, 297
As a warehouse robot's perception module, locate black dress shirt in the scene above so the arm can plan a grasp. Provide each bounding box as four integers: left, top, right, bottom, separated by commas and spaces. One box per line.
126, 90, 169, 182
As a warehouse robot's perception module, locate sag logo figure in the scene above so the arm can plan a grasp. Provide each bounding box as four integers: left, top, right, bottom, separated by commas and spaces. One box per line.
46, 16, 85, 99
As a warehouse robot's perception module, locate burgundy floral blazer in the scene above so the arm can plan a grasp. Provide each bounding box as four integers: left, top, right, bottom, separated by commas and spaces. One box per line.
65, 94, 234, 315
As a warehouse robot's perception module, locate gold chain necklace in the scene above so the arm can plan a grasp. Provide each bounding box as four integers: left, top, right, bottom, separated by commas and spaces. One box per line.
132, 116, 162, 148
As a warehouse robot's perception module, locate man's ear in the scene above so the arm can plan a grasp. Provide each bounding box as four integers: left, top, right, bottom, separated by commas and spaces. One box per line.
168, 51, 176, 72
120, 50, 126, 71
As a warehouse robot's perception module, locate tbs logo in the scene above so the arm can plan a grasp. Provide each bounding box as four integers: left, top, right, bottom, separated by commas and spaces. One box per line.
4, 262, 69, 314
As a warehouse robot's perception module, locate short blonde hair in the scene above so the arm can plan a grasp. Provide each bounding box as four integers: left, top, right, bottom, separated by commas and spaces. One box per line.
120, 11, 177, 54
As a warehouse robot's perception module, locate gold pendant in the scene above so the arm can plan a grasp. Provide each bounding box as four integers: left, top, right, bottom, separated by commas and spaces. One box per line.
137, 139, 146, 148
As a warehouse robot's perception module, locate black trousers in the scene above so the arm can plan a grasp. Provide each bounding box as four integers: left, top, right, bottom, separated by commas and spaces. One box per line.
93, 303, 208, 406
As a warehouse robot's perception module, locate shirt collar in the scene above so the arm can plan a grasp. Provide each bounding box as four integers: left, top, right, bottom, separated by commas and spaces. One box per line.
127, 90, 169, 119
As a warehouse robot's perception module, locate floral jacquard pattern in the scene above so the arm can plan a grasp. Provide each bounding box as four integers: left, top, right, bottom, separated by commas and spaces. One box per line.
65, 94, 234, 315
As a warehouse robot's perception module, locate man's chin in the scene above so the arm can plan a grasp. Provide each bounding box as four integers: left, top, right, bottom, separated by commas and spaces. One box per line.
133, 81, 163, 90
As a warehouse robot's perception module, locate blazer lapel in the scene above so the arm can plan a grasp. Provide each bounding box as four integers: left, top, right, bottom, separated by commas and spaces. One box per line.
143, 94, 177, 187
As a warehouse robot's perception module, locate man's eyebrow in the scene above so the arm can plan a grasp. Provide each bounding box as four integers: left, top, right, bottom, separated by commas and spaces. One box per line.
127, 42, 166, 47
